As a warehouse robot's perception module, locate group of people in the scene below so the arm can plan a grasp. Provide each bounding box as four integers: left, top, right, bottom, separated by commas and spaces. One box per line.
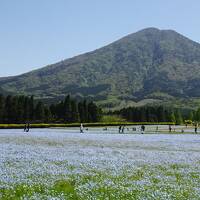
20, 122, 196, 134
80, 124, 146, 134
119, 125, 145, 134
168, 124, 198, 133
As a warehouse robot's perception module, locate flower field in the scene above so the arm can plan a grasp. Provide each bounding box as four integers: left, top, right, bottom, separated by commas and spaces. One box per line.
0, 127, 200, 199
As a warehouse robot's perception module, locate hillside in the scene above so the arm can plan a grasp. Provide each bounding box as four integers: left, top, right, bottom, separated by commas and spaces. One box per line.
1, 28, 200, 109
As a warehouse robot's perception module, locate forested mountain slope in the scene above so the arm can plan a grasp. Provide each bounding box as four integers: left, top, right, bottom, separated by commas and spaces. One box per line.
1, 28, 200, 109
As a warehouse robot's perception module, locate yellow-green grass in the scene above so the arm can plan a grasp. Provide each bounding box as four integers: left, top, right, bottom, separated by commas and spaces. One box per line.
100, 115, 126, 122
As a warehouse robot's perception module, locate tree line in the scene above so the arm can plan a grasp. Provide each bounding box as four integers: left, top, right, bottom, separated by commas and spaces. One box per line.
189, 108, 200, 122
0, 94, 101, 123
1, 93, 200, 124
114, 106, 184, 124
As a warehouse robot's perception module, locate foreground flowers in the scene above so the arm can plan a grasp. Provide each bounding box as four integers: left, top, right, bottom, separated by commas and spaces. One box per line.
0, 127, 200, 199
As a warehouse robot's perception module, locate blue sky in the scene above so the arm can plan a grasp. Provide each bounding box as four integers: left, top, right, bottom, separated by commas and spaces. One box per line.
0, 0, 200, 77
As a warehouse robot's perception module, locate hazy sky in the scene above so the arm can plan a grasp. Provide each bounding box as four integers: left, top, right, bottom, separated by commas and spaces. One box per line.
0, 0, 200, 77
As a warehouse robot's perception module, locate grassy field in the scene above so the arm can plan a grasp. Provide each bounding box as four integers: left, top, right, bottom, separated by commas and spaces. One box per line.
0, 128, 200, 199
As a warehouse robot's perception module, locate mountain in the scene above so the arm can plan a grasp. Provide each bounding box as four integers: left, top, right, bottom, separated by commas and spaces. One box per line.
1, 27, 200, 109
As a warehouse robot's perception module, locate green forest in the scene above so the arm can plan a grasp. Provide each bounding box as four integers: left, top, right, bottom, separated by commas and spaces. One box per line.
0, 94, 200, 124
112, 106, 200, 124
0, 94, 101, 123
116, 106, 183, 124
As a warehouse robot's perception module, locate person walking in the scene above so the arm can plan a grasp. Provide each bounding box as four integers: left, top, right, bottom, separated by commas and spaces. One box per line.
169, 125, 172, 133
141, 125, 145, 134
24, 123, 27, 132
119, 126, 122, 133
26, 123, 30, 132
195, 124, 198, 134
80, 123, 84, 133
122, 126, 125, 133
24, 122, 30, 132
